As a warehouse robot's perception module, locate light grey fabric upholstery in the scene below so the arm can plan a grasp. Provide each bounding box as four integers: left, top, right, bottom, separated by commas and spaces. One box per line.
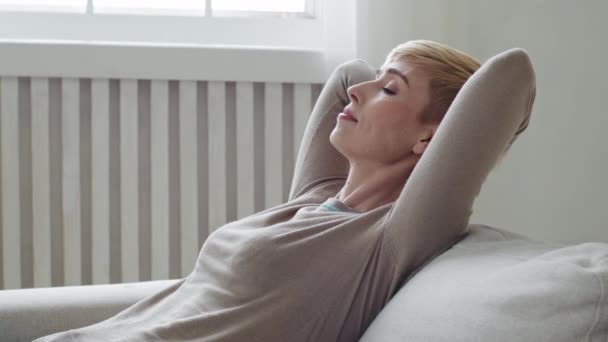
359, 224, 608, 342
0, 279, 181, 342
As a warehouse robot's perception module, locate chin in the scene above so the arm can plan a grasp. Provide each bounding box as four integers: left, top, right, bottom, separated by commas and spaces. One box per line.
329, 133, 349, 158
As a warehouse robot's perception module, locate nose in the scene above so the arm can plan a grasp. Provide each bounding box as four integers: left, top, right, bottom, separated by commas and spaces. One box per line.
347, 84, 360, 104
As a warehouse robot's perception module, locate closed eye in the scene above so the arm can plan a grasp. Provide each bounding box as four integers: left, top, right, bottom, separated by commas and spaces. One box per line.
383, 88, 396, 95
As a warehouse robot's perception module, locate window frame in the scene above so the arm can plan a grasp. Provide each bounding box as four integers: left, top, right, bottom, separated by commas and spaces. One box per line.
0, 0, 337, 83
0, 0, 322, 49
0, 39, 327, 83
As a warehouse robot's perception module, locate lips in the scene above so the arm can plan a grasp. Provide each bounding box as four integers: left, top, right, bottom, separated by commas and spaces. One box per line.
343, 107, 358, 122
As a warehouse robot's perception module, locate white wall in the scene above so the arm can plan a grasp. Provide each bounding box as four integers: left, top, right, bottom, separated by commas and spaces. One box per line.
355, 0, 608, 244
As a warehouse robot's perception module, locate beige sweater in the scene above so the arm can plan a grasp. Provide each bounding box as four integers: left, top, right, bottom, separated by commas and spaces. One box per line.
34, 48, 535, 342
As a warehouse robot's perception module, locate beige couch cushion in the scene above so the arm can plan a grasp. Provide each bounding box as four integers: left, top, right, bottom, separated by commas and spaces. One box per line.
0, 279, 182, 342
360, 224, 608, 342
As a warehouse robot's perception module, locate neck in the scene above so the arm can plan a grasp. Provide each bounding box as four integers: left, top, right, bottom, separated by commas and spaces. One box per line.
335, 157, 417, 212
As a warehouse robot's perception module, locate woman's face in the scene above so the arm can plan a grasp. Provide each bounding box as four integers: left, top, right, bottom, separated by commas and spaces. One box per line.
330, 58, 433, 165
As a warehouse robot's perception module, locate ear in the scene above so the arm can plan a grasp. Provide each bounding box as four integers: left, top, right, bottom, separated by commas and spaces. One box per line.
412, 126, 436, 156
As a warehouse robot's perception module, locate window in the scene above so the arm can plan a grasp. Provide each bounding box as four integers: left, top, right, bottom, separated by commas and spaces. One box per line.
0, 0, 319, 47
213, 0, 306, 13
0, 0, 335, 83
0, 0, 310, 16
94, 0, 206, 16
0, 0, 86, 13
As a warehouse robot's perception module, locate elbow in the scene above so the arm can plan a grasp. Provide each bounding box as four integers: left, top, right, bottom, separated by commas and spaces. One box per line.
489, 47, 536, 91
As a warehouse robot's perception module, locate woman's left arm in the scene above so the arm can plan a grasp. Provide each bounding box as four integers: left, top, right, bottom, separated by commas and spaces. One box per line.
383, 48, 536, 271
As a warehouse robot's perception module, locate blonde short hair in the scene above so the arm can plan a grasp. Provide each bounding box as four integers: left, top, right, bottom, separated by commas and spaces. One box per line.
383, 39, 481, 126
384, 40, 513, 168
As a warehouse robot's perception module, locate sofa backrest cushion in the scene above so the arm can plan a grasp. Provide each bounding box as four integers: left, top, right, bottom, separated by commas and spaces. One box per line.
359, 224, 608, 342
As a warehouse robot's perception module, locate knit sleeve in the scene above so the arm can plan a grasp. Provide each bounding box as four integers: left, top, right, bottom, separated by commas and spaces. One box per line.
383, 48, 537, 271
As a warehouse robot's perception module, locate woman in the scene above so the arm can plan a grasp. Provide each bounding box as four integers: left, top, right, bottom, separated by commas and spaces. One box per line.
35, 40, 535, 341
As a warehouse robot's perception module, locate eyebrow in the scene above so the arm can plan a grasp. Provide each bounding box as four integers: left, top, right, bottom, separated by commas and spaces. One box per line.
376, 67, 410, 87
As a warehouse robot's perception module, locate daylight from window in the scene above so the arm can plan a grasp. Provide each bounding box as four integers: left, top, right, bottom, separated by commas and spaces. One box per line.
213, 0, 305, 12
94, 0, 205, 15
0, 0, 86, 12
0, 0, 306, 13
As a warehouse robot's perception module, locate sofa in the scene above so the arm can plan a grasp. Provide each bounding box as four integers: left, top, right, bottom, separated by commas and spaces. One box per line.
1, 223, 606, 341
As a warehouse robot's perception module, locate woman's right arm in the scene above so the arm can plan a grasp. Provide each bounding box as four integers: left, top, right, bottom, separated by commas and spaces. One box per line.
288, 59, 376, 201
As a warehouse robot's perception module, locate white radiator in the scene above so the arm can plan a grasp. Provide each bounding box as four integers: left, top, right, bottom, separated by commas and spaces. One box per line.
0, 77, 323, 290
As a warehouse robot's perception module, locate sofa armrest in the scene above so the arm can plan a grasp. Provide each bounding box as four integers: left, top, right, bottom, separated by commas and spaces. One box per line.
0, 279, 182, 342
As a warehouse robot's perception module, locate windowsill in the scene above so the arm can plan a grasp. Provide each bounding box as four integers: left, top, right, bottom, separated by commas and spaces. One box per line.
0, 39, 329, 83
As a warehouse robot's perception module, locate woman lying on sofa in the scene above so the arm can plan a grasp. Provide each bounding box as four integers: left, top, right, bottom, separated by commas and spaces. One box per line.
34, 40, 536, 342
